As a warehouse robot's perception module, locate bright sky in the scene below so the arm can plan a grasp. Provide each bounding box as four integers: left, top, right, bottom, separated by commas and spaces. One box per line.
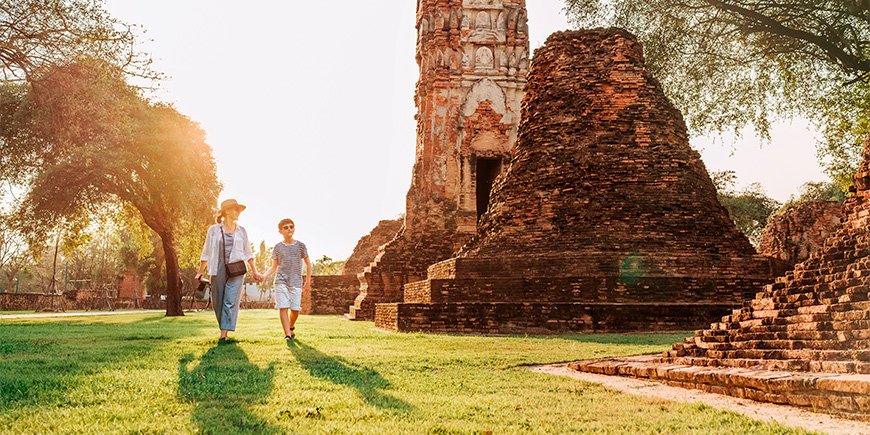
103, 0, 827, 262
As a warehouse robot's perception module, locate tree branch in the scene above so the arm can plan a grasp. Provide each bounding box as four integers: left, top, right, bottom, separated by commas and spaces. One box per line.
705, 0, 870, 73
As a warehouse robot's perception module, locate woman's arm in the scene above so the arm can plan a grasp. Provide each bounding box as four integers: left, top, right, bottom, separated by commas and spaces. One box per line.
247, 257, 259, 276
239, 226, 262, 281
195, 260, 208, 281
195, 226, 213, 280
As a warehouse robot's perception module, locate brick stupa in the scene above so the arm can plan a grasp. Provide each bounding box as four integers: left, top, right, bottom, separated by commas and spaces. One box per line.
374, 29, 780, 334
571, 137, 870, 419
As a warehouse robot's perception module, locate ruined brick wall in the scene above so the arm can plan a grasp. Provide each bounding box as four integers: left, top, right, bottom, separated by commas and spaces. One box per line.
758, 201, 844, 267
302, 275, 360, 314
341, 219, 403, 276
348, 0, 530, 320
0, 293, 68, 311
375, 29, 778, 334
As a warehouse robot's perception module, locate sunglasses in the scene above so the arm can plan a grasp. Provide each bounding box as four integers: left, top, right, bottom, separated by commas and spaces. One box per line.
282, 225, 294, 230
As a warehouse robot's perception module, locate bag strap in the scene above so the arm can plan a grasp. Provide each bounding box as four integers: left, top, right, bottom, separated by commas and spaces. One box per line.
220, 226, 229, 263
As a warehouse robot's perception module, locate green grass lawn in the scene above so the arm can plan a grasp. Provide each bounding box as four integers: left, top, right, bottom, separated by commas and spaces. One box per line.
0, 310, 94, 316
0, 310, 810, 434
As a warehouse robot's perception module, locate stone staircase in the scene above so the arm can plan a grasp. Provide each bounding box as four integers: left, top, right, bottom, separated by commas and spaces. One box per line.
662, 224, 870, 374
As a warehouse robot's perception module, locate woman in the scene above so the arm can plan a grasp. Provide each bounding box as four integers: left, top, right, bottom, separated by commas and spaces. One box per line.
195, 199, 262, 341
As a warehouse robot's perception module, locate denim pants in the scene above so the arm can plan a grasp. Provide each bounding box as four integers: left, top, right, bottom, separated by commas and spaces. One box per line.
210, 257, 245, 331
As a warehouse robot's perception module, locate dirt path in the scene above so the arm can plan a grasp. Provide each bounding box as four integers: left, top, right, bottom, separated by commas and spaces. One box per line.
532, 364, 869, 435
0, 310, 164, 320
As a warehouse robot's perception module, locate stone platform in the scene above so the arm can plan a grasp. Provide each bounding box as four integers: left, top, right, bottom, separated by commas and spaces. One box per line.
570, 355, 870, 421
376, 254, 778, 333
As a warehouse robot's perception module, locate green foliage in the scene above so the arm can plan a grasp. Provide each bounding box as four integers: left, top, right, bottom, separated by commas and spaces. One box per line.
312, 255, 345, 276
0, 312, 806, 433
563, 0, 870, 184
712, 171, 781, 246
777, 181, 848, 215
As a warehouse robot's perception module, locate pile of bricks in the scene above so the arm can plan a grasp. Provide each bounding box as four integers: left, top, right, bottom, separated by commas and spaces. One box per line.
375, 29, 779, 334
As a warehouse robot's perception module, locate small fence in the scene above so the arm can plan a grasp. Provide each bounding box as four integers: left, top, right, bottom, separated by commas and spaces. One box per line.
1, 274, 362, 313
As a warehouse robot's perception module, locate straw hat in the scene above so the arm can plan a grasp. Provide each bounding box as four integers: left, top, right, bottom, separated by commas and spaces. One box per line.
219, 199, 246, 213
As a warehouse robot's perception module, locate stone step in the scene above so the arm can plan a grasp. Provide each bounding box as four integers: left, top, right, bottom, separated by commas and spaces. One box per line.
570, 354, 870, 417
374, 301, 738, 334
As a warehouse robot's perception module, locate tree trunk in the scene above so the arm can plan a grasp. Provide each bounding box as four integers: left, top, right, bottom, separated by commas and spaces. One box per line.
5, 268, 17, 293
159, 230, 184, 317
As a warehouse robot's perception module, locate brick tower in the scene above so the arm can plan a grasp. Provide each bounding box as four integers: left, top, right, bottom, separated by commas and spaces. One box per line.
374, 29, 780, 333
346, 0, 530, 320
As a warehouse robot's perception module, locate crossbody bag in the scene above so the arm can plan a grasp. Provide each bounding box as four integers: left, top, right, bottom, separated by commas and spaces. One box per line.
221, 227, 248, 278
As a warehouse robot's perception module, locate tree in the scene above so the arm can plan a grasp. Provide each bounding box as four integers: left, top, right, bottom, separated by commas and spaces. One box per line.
778, 180, 848, 214
312, 255, 345, 276
563, 0, 870, 186
0, 215, 33, 292
712, 171, 781, 246
0, 0, 155, 82
0, 59, 220, 316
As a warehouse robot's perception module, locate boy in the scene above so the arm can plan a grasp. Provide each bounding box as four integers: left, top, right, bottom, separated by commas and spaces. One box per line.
261, 218, 311, 339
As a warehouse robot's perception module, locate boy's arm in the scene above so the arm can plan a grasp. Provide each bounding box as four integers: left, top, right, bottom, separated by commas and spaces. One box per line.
261, 258, 279, 279
303, 256, 312, 291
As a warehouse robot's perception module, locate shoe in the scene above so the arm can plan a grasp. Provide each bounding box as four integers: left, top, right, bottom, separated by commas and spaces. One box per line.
284, 335, 292, 340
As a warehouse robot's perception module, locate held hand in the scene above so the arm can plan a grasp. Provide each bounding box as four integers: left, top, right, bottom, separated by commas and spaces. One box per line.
194, 273, 202, 282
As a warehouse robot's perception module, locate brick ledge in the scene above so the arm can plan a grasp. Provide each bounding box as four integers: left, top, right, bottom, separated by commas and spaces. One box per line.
569, 355, 870, 420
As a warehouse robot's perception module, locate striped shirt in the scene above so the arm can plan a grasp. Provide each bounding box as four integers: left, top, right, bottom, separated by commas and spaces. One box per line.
272, 240, 308, 288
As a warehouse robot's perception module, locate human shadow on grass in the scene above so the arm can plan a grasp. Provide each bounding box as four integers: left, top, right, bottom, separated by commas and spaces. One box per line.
287, 340, 413, 413
178, 342, 279, 434
0, 315, 211, 411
